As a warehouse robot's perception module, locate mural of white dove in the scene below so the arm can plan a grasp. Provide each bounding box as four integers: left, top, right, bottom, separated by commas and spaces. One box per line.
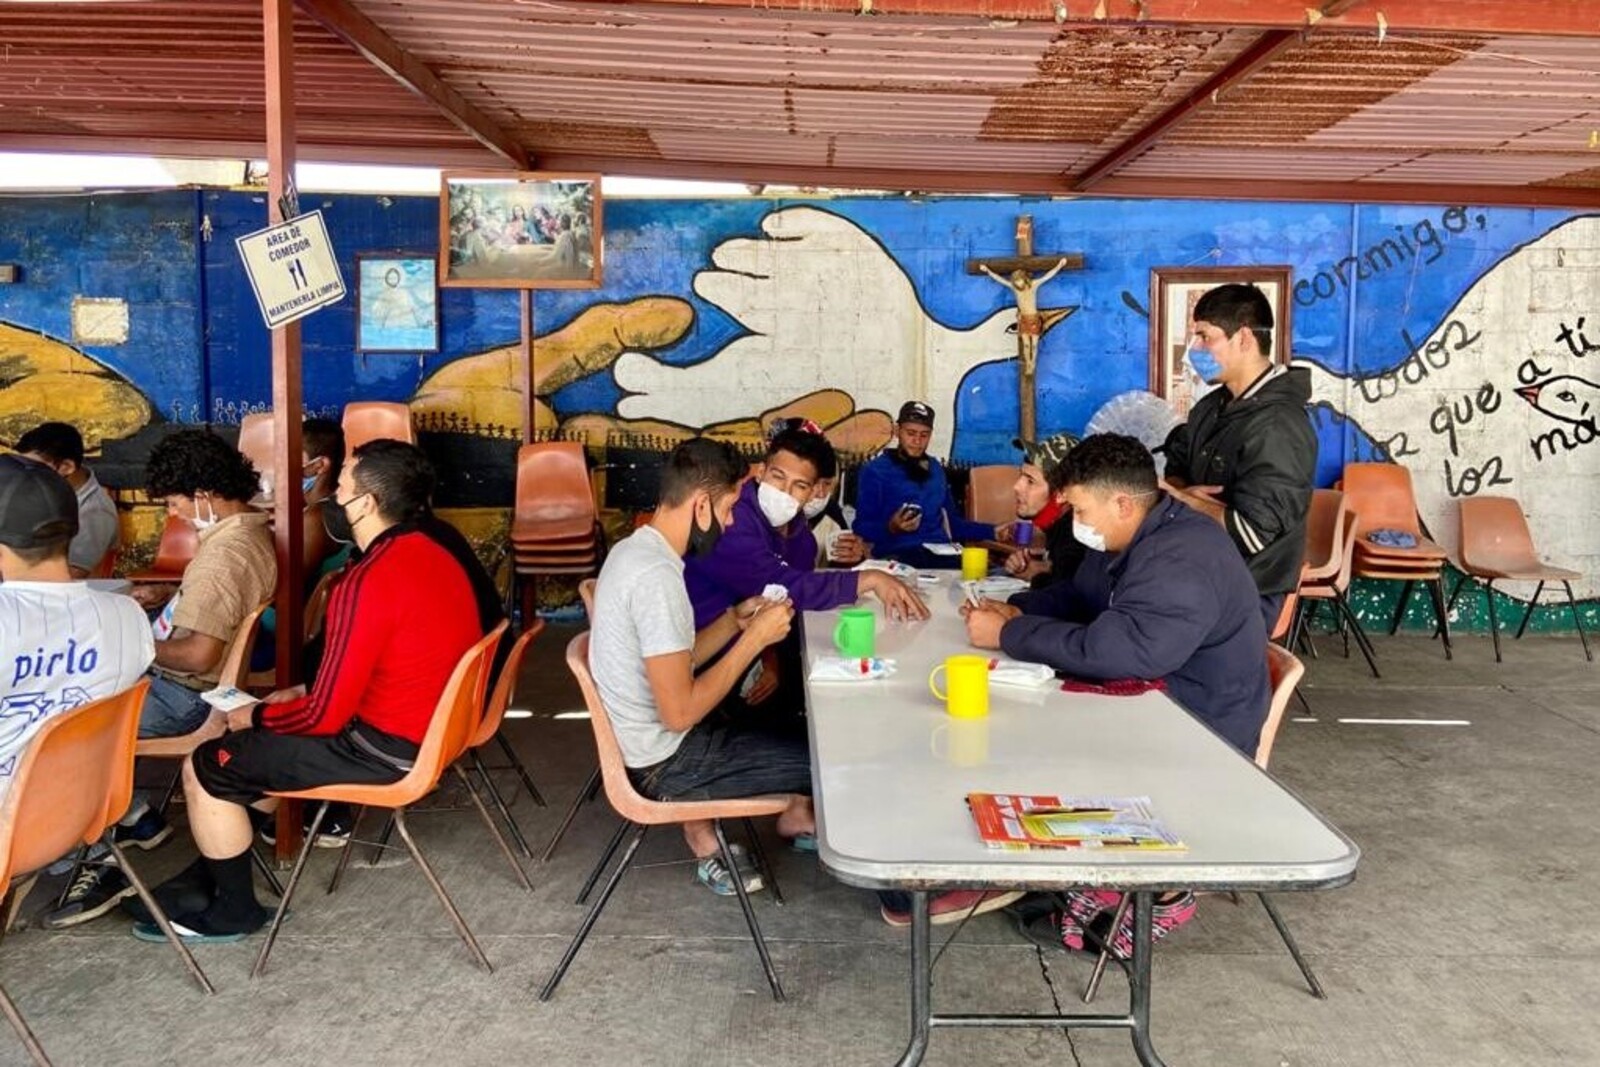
1295, 212, 1600, 602
611, 206, 1074, 446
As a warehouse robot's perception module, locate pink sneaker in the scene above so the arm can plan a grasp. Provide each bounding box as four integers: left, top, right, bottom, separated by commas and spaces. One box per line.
1104, 892, 1197, 960
1064, 889, 1122, 926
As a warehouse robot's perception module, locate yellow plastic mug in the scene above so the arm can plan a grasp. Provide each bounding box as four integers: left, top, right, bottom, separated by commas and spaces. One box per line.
960, 546, 989, 582
929, 654, 991, 719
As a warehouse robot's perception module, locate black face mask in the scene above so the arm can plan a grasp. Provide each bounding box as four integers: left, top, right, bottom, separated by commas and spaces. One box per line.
321, 496, 355, 545
686, 502, 723, 558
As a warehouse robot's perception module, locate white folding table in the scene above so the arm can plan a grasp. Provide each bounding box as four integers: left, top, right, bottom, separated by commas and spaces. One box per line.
802, 575, 1359, 1066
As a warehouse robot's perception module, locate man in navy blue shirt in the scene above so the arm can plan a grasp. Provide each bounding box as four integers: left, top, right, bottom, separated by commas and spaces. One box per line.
854, 401, 998, 567
963, 433, 1270, 956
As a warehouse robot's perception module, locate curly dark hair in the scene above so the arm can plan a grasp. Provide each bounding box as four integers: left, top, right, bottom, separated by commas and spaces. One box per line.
1056, 433, 1158, 496
145, 430, 261, 503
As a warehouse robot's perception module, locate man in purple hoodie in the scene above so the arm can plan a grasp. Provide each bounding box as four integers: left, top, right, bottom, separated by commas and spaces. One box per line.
686, 425, 927, 630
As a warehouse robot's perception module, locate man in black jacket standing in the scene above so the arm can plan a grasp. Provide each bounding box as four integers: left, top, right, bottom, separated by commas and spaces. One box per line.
1161, 284, 1316, 630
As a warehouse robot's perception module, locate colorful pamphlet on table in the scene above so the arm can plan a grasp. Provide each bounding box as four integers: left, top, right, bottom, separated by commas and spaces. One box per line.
967, 793, 1186, 852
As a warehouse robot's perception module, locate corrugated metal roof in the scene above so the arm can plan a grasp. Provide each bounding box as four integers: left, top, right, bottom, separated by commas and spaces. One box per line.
0, 0, 1596, 203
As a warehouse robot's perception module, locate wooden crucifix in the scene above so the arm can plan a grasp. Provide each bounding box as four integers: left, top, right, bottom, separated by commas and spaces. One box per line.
965, 216, 1084, 441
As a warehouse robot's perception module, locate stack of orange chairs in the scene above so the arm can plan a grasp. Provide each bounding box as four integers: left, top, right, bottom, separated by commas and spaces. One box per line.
1341, 462, 1453, 659
511, 442, 604, 624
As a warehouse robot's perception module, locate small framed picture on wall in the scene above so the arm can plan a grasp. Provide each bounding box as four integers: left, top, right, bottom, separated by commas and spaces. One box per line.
356, 254, 440, 353
439, 171, 602, 289
1148, 266, 1292, 417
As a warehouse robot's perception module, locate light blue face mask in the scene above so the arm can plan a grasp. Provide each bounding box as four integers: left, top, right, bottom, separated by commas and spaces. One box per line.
302, 475, 319, 495
1186, 345, 1223, 384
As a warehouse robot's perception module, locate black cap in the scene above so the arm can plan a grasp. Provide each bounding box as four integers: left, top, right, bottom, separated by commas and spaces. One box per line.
897, 401, 935, 427
0, 454, 78, 550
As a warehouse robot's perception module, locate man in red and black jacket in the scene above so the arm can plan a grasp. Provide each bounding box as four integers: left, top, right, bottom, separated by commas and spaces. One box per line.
137, 441, 483, 943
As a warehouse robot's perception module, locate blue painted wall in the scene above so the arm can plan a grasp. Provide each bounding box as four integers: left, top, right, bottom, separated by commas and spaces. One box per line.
2, 190, 1578, 467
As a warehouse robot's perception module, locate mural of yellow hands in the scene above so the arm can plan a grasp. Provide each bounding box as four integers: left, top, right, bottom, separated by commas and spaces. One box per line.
411, 297, 696, 436
0, 323, 152, 451
410, 296, 895, 458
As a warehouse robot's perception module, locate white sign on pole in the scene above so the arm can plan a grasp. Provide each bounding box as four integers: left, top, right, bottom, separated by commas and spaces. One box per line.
235, 210, 346, 329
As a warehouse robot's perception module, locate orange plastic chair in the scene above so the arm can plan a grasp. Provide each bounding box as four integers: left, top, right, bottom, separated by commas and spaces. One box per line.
1341, 463, 1452, 657
1450, 496, 1590, 663
0, 681, 213, 1065
252, 623, 509, 979
1290, 495, 1378, 676
128, 515, 199, 583
1084, 646, 1323, 1005
1300, 489, 1345, 581
461, 620, 549, 863
963, 465, 1017, 527
1293, 509, 1379, 678
512, 443, 598, 539
88, 544, 119, 580
341, 401, 415, 455
539, 632, 796, 1002
539, 581, 602, 865
138, 602, 270, 764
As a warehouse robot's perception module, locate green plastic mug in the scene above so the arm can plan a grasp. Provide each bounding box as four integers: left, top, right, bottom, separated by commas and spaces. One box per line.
833, 607, 876, 658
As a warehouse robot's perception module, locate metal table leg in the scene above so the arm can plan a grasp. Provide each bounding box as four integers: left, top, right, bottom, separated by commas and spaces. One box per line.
894, 891, 932, 1067
1129, 892, 1169, 1067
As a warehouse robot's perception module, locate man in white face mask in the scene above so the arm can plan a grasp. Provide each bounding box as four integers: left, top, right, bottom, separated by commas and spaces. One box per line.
686, 425, 927, 635
963, 433, 1269, 758
137, 431, 277, 741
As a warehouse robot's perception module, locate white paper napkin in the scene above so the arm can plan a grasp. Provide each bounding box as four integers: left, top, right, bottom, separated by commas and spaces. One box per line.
809, 656, 898, 682
984, 658, 1057, 690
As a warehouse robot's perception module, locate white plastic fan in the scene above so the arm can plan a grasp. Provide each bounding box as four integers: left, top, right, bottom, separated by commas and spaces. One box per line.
1085, 391, 1184, 475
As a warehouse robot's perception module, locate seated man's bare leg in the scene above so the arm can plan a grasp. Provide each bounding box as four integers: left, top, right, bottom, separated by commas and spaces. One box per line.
182, 755, 252, 859
682, 819, 717, 858
775, 797, 813, 839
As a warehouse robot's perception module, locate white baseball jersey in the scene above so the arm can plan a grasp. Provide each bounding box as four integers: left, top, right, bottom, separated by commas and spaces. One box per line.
0, 581, 154, 797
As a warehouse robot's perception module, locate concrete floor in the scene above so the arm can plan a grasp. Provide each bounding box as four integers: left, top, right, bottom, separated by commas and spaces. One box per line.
3, 626, 1598, 1067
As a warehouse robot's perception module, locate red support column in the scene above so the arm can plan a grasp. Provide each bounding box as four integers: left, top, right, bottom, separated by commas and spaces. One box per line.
265, 0, 306, 864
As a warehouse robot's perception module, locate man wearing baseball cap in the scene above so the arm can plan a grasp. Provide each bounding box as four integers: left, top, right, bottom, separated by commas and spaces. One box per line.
854, 401, 999, 566
1003, 432, 1087, 589
0, 455, 153, 917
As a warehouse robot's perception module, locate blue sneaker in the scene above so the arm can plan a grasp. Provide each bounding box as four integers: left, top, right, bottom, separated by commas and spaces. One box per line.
694, 843, 764, 897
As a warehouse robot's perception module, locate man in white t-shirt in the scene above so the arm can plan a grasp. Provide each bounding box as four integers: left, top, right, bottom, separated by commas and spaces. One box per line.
0, 455, 154, 922
590, 437, 811, 897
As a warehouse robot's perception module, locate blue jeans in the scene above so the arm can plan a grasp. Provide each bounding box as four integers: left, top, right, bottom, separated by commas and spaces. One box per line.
140, 673, 211, 739
630, 719, 812, 802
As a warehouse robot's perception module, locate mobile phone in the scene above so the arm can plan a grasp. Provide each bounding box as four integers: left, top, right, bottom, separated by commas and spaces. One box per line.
899, 502, 923, 519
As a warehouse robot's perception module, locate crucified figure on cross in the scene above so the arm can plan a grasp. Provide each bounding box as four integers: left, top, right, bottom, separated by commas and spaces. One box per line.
978, 259, 1072, 379
965, 216, 1082, 440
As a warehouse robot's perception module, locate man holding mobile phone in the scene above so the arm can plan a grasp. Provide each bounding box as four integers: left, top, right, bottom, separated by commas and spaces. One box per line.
855, 401, 999, 567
